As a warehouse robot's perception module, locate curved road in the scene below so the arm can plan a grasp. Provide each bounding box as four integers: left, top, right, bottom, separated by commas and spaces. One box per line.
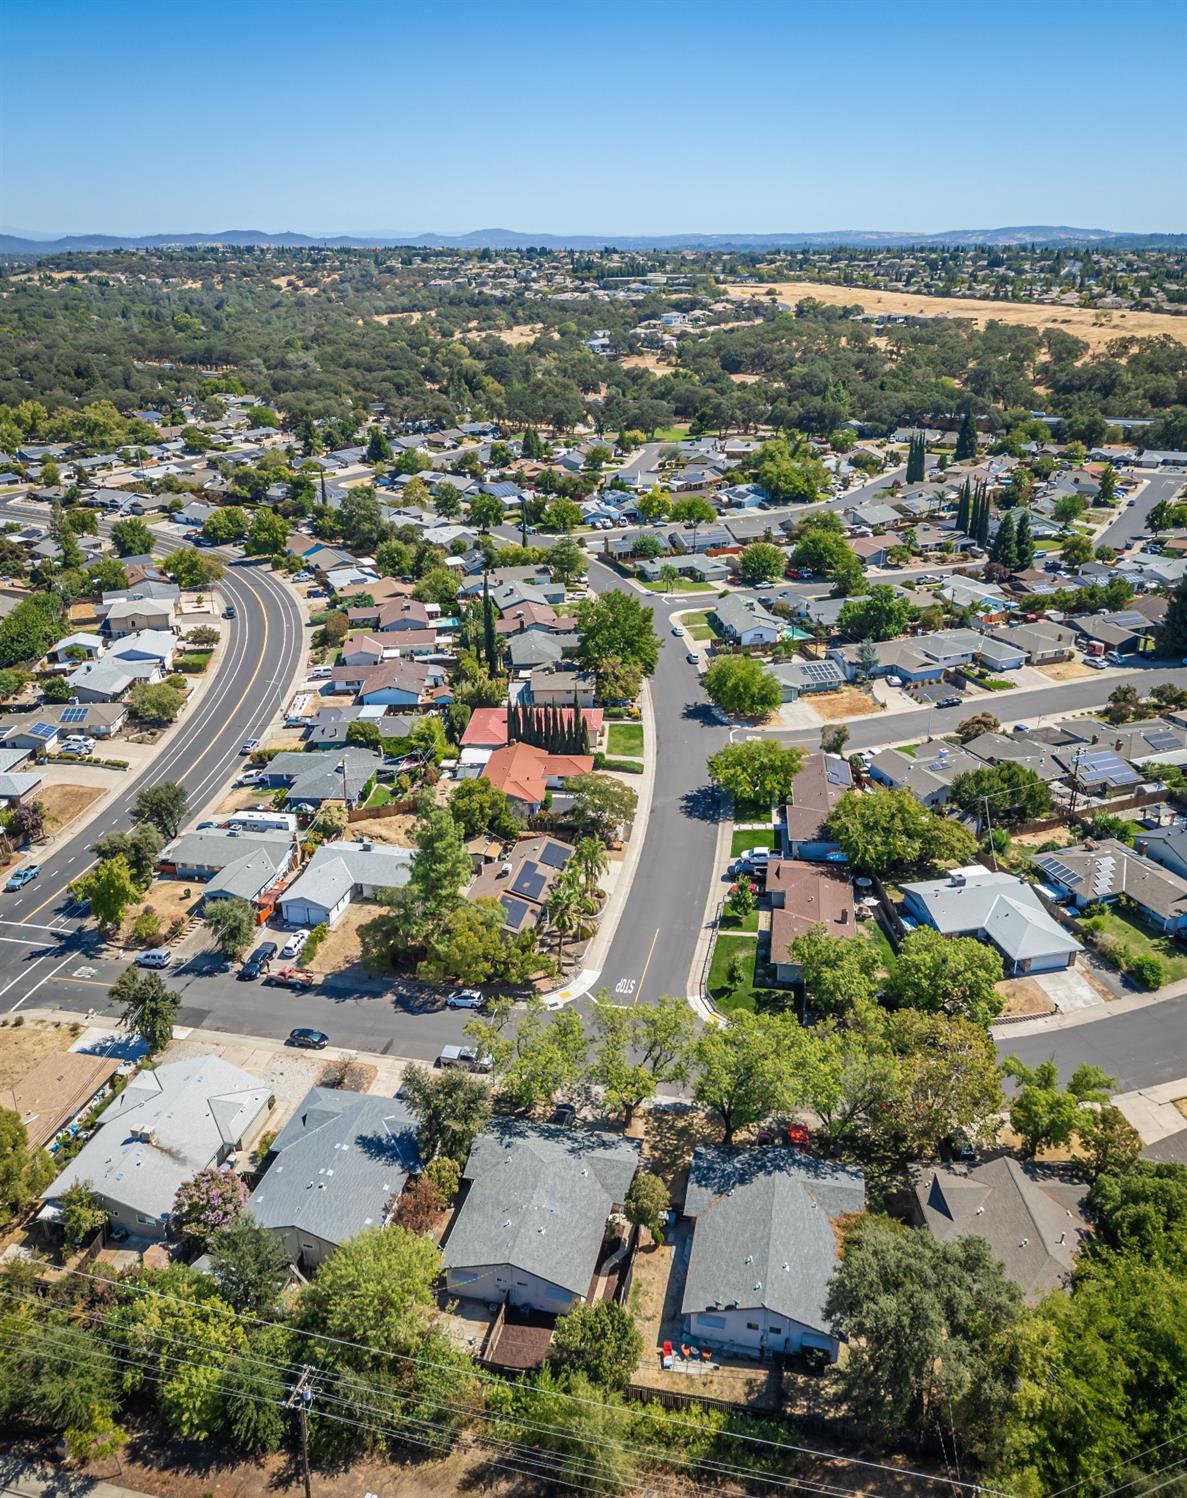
0, 554, 305, 1007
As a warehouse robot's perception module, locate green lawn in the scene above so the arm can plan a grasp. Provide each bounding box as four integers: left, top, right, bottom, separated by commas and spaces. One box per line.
732, 796, 773, 824
681, 611, 712, 628
688, 626, 713, 640
731, 828, 777, 857
720, 908, 760, 932
364, 784, 394, 809
640, 578, 716, 594
708, 934, 759, 1013
895, 743, 920, 757
860, 918, 898, 975
650, 426, 691, 443
606, 723, 644, 758
1079, 908, 1187, 982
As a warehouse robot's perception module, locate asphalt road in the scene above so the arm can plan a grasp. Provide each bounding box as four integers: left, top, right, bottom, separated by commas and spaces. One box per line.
995, 994, 1187, 1094
1100, 471, 1184, 548
0, 554, 306, 1012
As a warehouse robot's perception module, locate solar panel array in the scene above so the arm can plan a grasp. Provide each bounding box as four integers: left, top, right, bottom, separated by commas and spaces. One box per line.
539, 841, 570, 870
1078, 750, 1141, 787
800, 660, 841, 684
499, 896, 530, 931
511, 862, 548, 902
59, 707, 88, 724
1144, 729, 1181, 752
29, 722, 57, 740
1039, 855, 1083, 888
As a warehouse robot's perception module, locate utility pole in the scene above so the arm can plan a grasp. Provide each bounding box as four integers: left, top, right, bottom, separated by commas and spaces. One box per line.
287, 1366, 315, 1498
1065, 746, 1083, 826
981, 794, 999, 871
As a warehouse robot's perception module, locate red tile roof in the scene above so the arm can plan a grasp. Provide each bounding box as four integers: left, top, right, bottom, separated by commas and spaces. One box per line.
481, 741, 594, 805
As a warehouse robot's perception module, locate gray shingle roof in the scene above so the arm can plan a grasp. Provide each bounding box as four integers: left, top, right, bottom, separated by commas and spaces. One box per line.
248, 1087, 420, 1247
443, 1120, 640, 1298
682, 1149, 864, 1333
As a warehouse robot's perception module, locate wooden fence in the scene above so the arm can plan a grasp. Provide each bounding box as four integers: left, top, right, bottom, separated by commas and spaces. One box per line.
347, 799, 417, 823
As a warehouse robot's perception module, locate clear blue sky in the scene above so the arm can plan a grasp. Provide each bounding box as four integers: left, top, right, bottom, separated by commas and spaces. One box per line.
4, 0, 1185, 237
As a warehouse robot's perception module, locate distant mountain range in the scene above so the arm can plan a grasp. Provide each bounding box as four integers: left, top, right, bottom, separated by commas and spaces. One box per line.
1, 225, 1184, 255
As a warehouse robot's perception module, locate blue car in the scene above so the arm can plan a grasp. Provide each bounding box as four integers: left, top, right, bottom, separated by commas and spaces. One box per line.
5, 866, 40, 892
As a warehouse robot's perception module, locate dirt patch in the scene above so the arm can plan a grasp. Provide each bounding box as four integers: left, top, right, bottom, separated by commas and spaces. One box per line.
728, 370, 765, 383
1038, 658, 1100, 681
117, 879, 200, 944
640, 1102, 725, 1205
372, 310, 423, 324
809, 686, 882, 721
316, 1057, 378, 1091
619, 352, 672, 374
723, 279, 1187, 352
217, 786, 280, 814
1174, 1098, 1187, 1122
0, 1019, 81, 1090
478, 322, 550, 345
37, 782, 106, 837
345, 811, 417, 846
302, 900, 385, 975
997, 976, 1057, 1018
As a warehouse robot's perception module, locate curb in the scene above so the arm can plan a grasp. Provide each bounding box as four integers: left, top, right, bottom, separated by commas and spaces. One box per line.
538, 677, 659, 1008
686, 794, 734, 1021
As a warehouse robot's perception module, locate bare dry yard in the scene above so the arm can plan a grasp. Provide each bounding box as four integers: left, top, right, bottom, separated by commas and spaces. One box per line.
997, 976, 1057, 1019
38, 782, 106, 837
301, 900, 386, 975
372, 310, 423, 324
344, 810, 417, 845
724, 279, 1187, 351
810, 686, 883, 721
116, 879, 200, 944
1039, 658, 1100, 681
618, 351, 672, 374
0, 1018, 81, 1090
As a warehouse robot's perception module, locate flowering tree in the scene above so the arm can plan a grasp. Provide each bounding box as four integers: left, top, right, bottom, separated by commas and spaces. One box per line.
171, 1166, 248, 1246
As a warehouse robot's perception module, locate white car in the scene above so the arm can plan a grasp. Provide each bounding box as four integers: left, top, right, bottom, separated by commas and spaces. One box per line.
733, 847, 771, 871
1084, 656, 1107, 670
236, 768, 263, 786
281, 929, 310, 959
446, 988, 484, 1010
59, 737, 96, 757
292, 571, 313, 582
240, 738, 261, 755
671, 625, 683, 637
137, 948, 173, 969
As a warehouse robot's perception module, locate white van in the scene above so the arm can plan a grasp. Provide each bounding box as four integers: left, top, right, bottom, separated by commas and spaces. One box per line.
136, 948, 172, 969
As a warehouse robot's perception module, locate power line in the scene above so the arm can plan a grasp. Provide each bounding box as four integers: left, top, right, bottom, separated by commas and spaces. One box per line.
1048, 1439, 1187, 1498
0, 1292, 870, 1498
45, 1263, 1000, 1496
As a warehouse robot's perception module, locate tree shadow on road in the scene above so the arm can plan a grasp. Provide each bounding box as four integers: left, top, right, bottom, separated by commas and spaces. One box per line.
679, 785, 723, 823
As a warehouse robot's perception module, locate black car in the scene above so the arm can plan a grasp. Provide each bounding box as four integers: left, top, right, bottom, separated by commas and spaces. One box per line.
288, 1028, 329, 1050
238, 942, 278, 980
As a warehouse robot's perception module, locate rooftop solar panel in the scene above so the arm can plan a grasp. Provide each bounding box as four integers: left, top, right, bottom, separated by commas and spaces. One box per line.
29, 722, 57, 740
1144, 730, 1180, 752
60, 707, 88, 724
1039, 856, 1083, 887
499, 896, 530, 931
538, 841, 570, 870
510, 862, 548, 902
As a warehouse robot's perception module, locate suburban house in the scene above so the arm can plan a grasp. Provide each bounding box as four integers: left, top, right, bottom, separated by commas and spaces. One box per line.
768, 659, 847, 702
481, 740, 594, 813
46, 1056, 272, 1240
982, 620, 1077, 665
1036, 840, 1187, 934
902, 866, 1082, 974
160, 827, 295, 906
848, 533, 897, 568
0, 701, 126, 742
258, 747, 385, 809
868, 741, 983, 809
467, 835, 574, 932
348, 597, 435, 633
277, 839, 414, 928
963, 731, 1065, 783
1134, 826, 1187, 881
66, 654, 159, 703
0, 1051, 121, 1151
911, 1155, 1092, 1302
327, 660, 445, 708
442, 1119, 640, 1314
781, 753, 852, 862
460, 706, 602, 753
712, 594, 782, 647
49, 632, 105, 665
507, 632, 569, 671
765, 861, 857, 985
100, 594, 177, 637
527, 667, 597, 708
681, 1148, 865, 1362
248, 1088, 420, 1270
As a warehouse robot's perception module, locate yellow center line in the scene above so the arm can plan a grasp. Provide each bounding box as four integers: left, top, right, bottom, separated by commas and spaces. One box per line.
21, 569, 275, 924
633, 927, 660, 1005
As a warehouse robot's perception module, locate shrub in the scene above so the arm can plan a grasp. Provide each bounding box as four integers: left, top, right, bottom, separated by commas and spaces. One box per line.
423, 1156, 461, 1203
300, 923, 329, 963
1130, 954, 1165, 990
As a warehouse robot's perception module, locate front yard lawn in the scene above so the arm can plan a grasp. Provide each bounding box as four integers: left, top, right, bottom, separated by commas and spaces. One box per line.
364, 783, 394, 809
708, 933, 759, 1013
732, 797, 773, 825
640, 578, 716, 593
606, 722, 644, 758
731, 828, 777, 857
1079, 907, 1187, 983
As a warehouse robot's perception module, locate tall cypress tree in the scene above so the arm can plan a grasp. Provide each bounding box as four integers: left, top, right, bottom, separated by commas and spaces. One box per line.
991, 510, 1017, 567
955, 409, 977, 463
1014, 510, 1035, 570
482, 574, 498, 673
956, 478, 972, 535
976, 482, 991, 547
906, 432, 925, 485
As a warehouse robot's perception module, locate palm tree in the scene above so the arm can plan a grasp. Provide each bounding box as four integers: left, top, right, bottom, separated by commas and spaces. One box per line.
545, 874, 580, 959
574, 836, 608, 897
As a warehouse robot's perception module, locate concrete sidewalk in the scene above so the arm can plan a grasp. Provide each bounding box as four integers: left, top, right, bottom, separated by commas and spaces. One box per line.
994, 973, 1187, 1039
0, 1459, 143, 1498
1113, 1075, 1187, 1145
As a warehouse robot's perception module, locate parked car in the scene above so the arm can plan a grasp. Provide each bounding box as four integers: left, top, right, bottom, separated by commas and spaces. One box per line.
439, 1044, 493, 1073
671, 625, 683, 637
238, 942, 278, 980
137, 948, 173, 969
1084, 656, 1107, 669
734, 847, 771, 868
292, 571, 313, 582
224, 604, 236, 619
236, 768, 263, 786
281, 929, 310, 959
309, 665, 333, 679
446, 988, 484, 1010
288, 1028, 329, 1050
937, 695, 962, 709
686, 651, 699, 664
59, 737, 96, 757
308, 587, 327, 598
5, 866, 40, 892
240, 738, 261, 755
265, 967, 316, 990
